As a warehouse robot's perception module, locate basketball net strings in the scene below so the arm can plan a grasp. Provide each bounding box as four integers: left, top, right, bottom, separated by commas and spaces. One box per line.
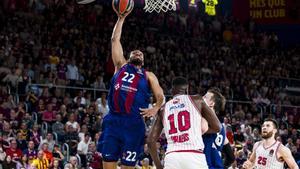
144, 0, 176, 13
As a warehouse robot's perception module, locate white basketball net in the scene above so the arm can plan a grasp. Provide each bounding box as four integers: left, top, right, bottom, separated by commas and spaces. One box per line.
144, 0, 176, 13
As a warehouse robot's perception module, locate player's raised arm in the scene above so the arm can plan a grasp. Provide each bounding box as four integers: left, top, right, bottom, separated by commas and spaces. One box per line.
279, 145, 299, 169
147, 107, 164, 169
140, 71, 164, 117
111, 3, 133, 71
191, 95, 221, 132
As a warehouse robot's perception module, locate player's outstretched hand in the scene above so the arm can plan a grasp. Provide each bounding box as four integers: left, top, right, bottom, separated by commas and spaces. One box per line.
140, 107, 159, 117
242, 160, 253, 169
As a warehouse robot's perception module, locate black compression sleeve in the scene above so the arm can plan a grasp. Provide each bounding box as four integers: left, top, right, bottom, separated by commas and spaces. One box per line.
222, 143, 235, 168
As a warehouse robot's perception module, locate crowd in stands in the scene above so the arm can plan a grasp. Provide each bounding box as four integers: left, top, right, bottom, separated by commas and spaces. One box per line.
0, 0, 299, 168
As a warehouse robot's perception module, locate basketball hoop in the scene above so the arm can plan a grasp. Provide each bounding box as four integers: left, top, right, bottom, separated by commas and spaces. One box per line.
144, 0, 176, 13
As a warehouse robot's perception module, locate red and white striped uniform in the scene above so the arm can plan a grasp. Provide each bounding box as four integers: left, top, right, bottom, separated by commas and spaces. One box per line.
163, 95, 205, 154
162, 95, 207, 169
254, 141, 284, 169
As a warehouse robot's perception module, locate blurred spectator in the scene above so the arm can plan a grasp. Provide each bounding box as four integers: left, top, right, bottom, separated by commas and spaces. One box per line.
0, 142, 6, 162
64, 125, 79, 156
42, 104, 56, 124
52, 159, 62, 169
31, 150, 49, 169
6, 139, 22, 161
16, 154, 31, 169
66, 59, 79, 88
96, 92, 109, 117
78, 124, 89, 142
138, 144, 153, 167
63, 156, 78, 169
52, 114, 65, 143
86, 142, 102, 169
243, 126, 253, 143
52, 145, 64, 167
93, 76, 106, 90
73, 91, 86, 107
140, 157, 152, 169
38, 133, 55, 152
65, 113, 80, 133
16, 131, 27, 151
1, 155, 17, 169
251, 128, 261, 142
234, 127, 245, 145
41, 143, 53, 166
235, 150, 247, 168
23, 141, 37, 164
29, 124, 41, 148
286, 138, 295, 150
77, 133, 90, 168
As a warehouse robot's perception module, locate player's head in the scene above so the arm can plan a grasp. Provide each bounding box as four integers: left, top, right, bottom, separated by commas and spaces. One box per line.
171, 77, 189, 96
261, 118, 278, 139
203, 87, 226, 113
128, 50, 144, 66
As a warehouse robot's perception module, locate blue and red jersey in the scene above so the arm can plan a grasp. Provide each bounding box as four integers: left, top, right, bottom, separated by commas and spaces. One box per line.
108, 64, 151, 118
203, 125, 226, 169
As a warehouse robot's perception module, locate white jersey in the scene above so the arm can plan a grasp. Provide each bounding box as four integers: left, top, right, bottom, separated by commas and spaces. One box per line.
254, 141, 284, 169
163, 95, 204, 154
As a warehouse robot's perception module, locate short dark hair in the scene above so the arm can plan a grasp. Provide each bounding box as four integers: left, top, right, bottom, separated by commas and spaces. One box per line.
172, 77, 188, 87
264, 118, 278, 129
207, 87, 226, 112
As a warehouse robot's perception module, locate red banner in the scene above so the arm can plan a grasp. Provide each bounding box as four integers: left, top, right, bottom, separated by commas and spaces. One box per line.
233, 0, 300, 24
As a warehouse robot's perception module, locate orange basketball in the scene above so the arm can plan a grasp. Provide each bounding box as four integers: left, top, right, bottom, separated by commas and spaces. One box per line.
112, 0, 134, 15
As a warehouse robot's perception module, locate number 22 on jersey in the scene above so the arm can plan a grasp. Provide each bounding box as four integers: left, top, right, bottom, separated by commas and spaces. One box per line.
122, 72, 135, 83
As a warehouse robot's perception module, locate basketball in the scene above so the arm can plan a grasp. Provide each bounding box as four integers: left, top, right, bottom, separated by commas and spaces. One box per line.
112, 0, 134, 16
76, 0, 96, 4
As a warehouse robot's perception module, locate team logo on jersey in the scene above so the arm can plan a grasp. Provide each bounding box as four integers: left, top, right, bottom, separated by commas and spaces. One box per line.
169, 103, 185, 111
114, 83, 120, 90
269, 149, 274, 157
173, 98, 180, 104
137, 69, 143, 75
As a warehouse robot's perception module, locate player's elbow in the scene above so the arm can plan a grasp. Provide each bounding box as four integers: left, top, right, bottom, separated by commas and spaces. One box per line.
146, 136, 156, 146
210, 123, 221, 133
111, 37, 116, 42
157, 93, 165, 104
111, 37, 120, 43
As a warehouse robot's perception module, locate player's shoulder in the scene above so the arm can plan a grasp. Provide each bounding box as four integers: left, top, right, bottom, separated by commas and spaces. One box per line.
145, 70, 154, 77
277, 142, 291, 154
253, 140, 263, 149
114, 63, 128, 74
189, 95, 205, 106
189, 94, 202, 101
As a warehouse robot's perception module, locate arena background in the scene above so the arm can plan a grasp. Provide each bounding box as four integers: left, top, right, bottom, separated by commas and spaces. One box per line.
0, 0, 299, 168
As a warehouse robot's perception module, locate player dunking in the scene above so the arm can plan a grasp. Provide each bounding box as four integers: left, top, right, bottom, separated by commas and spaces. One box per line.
101, 6, 164, 169
147, 77, 221, 169
243, 119, 298, 169
202, 88, 235, 169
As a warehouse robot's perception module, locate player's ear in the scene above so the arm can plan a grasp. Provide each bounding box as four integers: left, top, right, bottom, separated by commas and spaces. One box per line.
211, 101, 215, 108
